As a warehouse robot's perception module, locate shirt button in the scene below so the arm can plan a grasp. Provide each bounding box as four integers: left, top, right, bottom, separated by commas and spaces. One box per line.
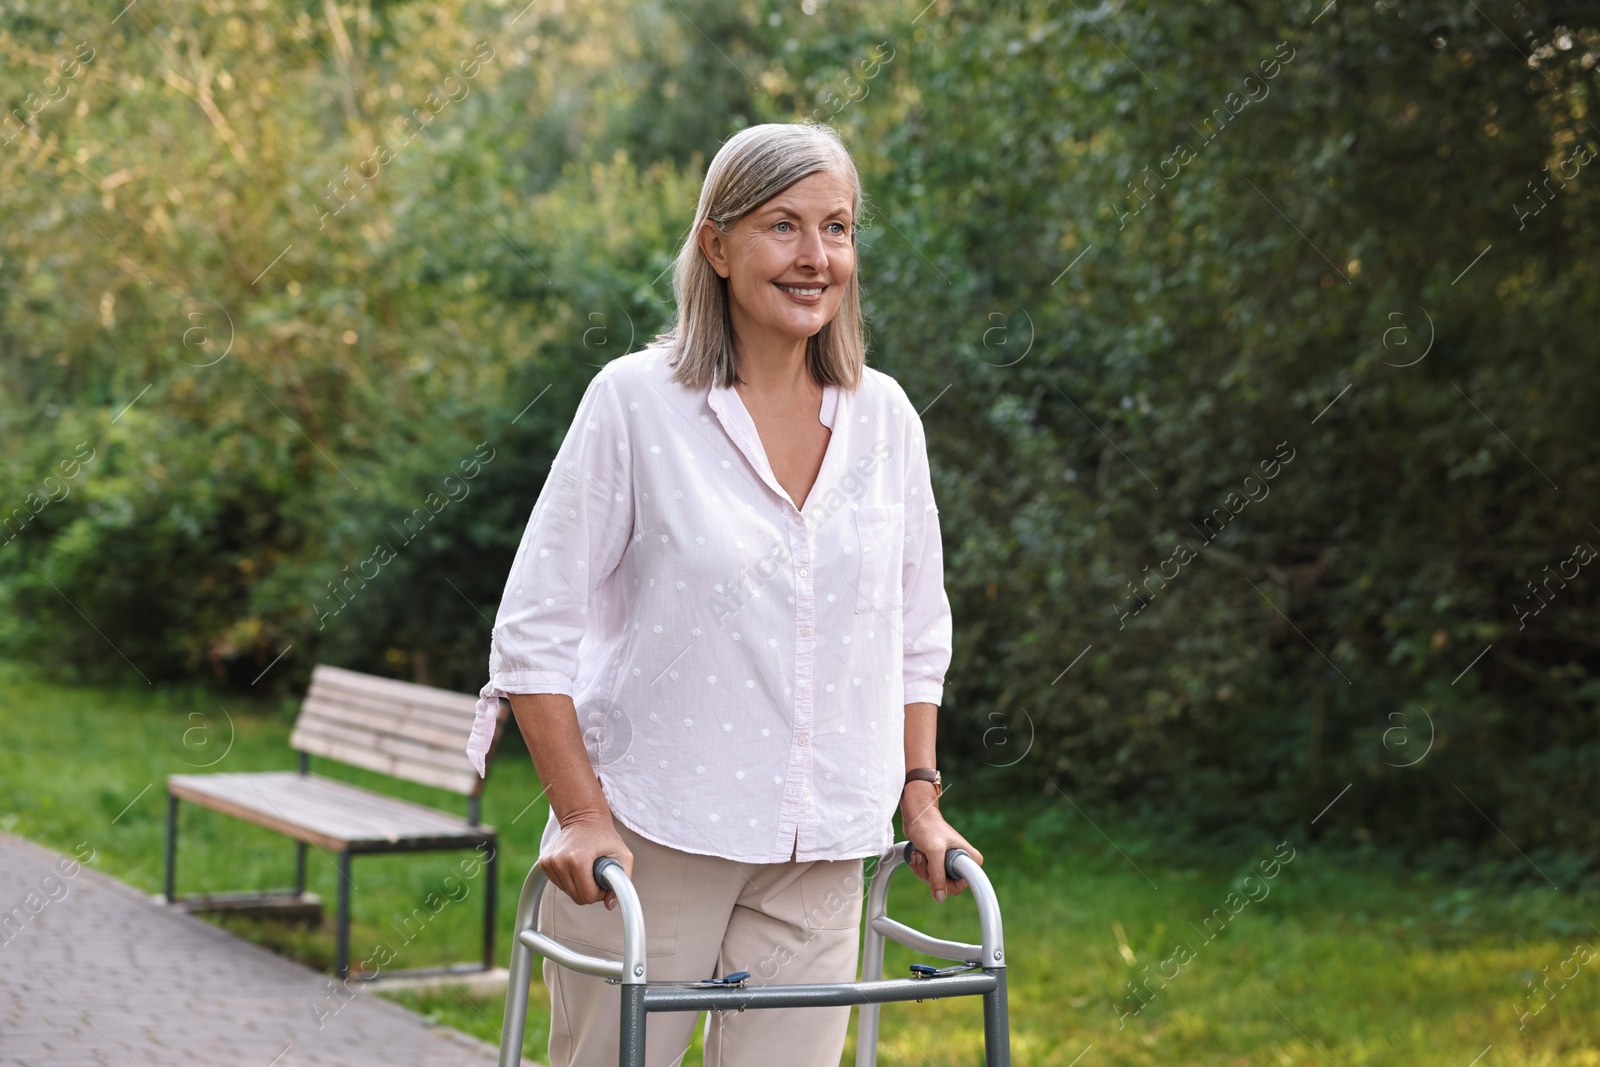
799, 628, 811, 637
797, 736, 810, 746
798, 567, 808, 577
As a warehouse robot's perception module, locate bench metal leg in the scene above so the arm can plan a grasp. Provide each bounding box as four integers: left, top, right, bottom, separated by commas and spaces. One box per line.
164, 792, 178, 902
294, 841, 307, 897
336, 849, 353, 979
482, 838, 498, 971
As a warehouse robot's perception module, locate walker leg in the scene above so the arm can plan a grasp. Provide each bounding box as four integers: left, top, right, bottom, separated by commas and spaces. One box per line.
499, 862, 551, 1067
619, 982, 647, 1067
855, 924, 886, 1067
856, 1003, 880, 1067
856, 856, 890, 1067
982, 968, 1011, 1067
499, 930, 536, 1067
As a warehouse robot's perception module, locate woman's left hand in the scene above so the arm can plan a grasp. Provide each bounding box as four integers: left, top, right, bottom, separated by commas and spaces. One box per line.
900, 782, 984, 903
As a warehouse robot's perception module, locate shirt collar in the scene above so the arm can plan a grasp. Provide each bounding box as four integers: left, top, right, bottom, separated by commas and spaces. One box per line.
705, 377, 842, 513
818, 382, 839, 429
705, 379, 839, 430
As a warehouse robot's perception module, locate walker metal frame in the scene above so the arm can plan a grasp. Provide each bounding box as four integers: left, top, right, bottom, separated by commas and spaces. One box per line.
497, 840, 1009, 1067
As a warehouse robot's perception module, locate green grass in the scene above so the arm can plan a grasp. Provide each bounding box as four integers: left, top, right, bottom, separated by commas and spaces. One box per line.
3, 658, 1599, 1065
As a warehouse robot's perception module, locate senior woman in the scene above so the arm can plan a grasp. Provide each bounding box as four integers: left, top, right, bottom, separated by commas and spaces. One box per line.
464, 121, 981, 1067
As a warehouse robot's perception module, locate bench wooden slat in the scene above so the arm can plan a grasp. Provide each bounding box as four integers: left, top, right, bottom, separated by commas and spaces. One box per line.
290, 716, 477, 785
298, 694, 474, 750
310, 664, 481, 718
286, 666, 507, 797
300, 683, 475, 734
196, 765, 452, 827
294, 702, 479, 766
169, 774, 413, 842
168, 772, 494, 852
288, 727, 481, 795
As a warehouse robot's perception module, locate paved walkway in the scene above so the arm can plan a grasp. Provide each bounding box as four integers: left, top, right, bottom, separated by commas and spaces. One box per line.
0, 833, 503, 1066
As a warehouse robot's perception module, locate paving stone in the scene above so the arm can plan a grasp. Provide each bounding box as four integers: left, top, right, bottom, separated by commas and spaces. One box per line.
0, 834, 514, 1066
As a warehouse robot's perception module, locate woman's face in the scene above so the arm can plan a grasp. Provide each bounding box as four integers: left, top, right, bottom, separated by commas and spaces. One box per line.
699, 169, 856, 356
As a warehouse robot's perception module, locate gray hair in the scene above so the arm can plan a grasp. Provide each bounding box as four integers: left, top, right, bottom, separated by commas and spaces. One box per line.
653, 121, 867, 391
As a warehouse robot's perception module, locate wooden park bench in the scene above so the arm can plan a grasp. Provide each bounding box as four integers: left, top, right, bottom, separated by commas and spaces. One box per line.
164, 664, 511, 980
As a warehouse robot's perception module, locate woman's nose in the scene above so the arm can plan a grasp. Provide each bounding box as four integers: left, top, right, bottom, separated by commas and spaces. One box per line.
794, 228, 827, 271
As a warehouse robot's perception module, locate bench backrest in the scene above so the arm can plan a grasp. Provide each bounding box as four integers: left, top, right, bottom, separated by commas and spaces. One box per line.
290, 664, 507, 797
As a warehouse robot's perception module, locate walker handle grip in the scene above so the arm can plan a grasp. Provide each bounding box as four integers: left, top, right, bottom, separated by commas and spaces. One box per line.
903, 842, 971, 882
593, 855, 623, 892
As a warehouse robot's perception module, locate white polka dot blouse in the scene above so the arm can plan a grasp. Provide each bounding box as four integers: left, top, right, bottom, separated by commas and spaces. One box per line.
465, 342, 952, 863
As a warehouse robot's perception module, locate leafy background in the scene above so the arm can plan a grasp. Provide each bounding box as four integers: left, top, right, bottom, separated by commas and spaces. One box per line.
2, 0, 1597, 879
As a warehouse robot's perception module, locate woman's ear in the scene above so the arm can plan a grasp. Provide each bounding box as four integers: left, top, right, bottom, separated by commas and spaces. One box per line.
697, 218, 732, 279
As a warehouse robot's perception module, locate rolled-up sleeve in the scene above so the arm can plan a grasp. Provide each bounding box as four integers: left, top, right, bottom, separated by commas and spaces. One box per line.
465, 366, 634, 775
900, 414, 952, 706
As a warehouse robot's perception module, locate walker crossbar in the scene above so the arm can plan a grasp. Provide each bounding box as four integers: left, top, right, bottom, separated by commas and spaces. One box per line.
497, 842, 1010, 1067
636, 971, 998, 1011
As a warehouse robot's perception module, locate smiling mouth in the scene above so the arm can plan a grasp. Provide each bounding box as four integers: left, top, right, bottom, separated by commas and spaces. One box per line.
775, 283, 827, 297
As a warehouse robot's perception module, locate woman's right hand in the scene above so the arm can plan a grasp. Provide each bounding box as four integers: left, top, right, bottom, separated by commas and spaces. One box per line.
541, 809, 634, 910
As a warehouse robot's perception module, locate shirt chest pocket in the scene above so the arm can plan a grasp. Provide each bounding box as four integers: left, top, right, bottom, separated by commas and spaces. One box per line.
853, 504, 905, 614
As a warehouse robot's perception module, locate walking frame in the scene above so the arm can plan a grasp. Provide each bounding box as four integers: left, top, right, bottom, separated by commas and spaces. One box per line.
497, 840, 1010, 1067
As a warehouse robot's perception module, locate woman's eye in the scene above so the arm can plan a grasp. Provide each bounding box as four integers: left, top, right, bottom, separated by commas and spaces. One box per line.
775, 220, 792, 232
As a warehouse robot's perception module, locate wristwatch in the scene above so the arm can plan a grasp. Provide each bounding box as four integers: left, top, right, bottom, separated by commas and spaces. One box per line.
904, 767, 942, 800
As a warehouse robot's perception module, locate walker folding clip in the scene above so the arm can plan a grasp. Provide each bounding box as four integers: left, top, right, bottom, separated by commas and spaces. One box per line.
700, 970, 753, 1013
698, 970, 751, 987
909, 962, 979, 980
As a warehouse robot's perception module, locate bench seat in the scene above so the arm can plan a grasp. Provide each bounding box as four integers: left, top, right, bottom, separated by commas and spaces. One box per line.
167, 771, 496, 853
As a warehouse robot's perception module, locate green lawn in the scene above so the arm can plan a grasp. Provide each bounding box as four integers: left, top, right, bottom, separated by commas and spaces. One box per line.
2, 658, 1597, 1065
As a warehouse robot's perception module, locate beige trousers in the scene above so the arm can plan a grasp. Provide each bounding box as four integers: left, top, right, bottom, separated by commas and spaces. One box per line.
539, 818, 867, 1067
